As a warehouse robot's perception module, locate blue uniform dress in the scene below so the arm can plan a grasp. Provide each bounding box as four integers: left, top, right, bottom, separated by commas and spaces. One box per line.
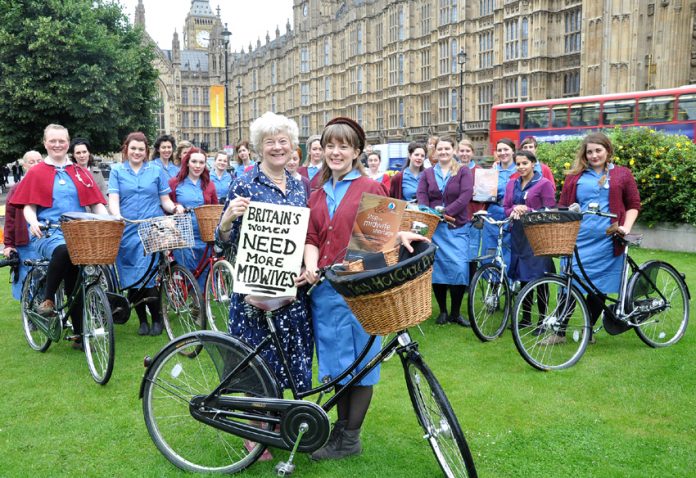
234, 161, 255, 177
210, 170, 233, 204
464, 161, 482, 264
311, 169, 382, 386
33, 168, 85, 260
482, 162, 516, 267
431, 165, 469, 285
401, 168, 421, 201
306, 164, 321, 182
108, 162, 170, 289
171, 178, 208, 288
216, 167, 313, 392
12, 242, 40, 300
151, 158, 179, 179
567, 165, 623, 294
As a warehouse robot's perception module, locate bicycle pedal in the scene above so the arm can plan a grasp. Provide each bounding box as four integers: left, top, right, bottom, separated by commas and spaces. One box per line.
65, 334, 81, 342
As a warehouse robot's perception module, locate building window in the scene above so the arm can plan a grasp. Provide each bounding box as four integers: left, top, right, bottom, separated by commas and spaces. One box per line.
480, 0, 493, 16
451, 89, 458, 123
202, 87, 209, 105
420, 2, 431, 35
520, 75, 528, 101
301, 115, 310, 137
505, 19, 519, 60
439, 40, 450, 75
439, 0, 458, 26
376, 106, 384, 131
203, 111, 210, 127
156, 92, 165, 133
563, 71, 580, 96
357, 66, 363, 94
252, 71, 258, 91
420, 94, 431, 126
323, 37, 331, 66
375, 62, 383, 91
504, 77, 518, 102
388, 54, 404, 86
357, 23, 364, 54
193, 111, 200, 127
521, 17, 529, 58
478, 83, 492, 121
479, 30, 493, 68
357, 104, 364, 126
450, 38, 458, 73
439, 89, 450, 124
271, 61, 277, 85
388, 5, 404, 43
301, 83, 309, 106
182, 111, 190, 127
271, 93, 277, 112
376, 22, 383, 51
389, 99, 398, 128
421, 49, 431, 81
181, 87, 189, 105
252, 99, 258, 119
565, 9, 581, 53
325, 77, 332, 101
300, 47, 310, 73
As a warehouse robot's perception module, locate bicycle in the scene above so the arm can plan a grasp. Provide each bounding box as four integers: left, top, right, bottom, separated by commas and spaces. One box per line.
467, 211, 515, 341
139, 242, 477, 477
20, 221, 116, 385
510, 206, 690, 371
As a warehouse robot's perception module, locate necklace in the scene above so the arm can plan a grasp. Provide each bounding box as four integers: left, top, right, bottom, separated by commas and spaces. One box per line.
261, 166, 286, 184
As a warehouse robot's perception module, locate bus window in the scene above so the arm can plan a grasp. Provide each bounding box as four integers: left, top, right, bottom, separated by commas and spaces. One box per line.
676, 94, 696, 120
523, 107, 549, 129
569, 102, 600, 126
638, 96, 674, 123
602, 99, 636, 125
496, 108, 521, 130
551, 105, 569, 127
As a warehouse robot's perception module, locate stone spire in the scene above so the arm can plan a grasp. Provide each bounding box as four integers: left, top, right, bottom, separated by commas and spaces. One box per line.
134, 0, 145, 28
172, 30, 181, 65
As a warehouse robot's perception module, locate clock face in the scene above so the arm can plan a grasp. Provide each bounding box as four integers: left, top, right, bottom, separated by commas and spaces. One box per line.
196, 30, 210, 48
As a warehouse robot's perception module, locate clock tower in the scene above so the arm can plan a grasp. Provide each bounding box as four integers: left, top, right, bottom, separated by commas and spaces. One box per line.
184, 0, 216, 50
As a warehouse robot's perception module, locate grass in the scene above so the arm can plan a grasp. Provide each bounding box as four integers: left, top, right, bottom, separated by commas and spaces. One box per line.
0, 247, 694, 477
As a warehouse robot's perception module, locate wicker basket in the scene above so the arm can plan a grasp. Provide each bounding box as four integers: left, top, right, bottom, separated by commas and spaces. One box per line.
344, 268, 433, 335
194, 205, 224, 243
399, 209, 440, 240
62, 219, 125, 265
521, 211, 582, 257
137, 214, 195, 254
344, 247, 399, 272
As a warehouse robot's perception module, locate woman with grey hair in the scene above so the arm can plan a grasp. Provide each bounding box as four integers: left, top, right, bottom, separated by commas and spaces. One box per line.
215, 111, 312, 461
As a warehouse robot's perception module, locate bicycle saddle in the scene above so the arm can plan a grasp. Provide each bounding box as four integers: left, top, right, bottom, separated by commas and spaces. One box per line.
244, 295, 295, 312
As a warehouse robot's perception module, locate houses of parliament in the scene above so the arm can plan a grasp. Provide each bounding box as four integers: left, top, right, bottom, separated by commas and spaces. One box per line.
137, 0, 696, 155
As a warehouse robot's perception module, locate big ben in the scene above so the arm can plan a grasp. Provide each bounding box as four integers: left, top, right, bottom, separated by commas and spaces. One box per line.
184, 0, 216, 50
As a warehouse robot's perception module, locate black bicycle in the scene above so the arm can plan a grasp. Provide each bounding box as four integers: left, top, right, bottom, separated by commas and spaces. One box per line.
139, 243, 477, 477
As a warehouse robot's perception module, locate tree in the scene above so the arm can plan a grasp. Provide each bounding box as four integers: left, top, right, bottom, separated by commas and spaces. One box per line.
0, 0, 158, 162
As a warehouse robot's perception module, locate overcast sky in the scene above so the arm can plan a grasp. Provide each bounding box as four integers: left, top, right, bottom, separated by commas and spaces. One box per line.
119, 0, 295, 53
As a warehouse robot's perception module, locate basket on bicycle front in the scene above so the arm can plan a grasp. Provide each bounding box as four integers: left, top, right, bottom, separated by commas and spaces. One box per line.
326, 241, 436, 335
399, 207, 440, 240
60, 212, 125, 265
194, 204, 224, 243
520, 210, 583, 257
137, 214, 195, 254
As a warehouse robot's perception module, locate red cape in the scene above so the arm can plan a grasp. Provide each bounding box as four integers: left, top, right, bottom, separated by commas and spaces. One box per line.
9, 162, 106, 208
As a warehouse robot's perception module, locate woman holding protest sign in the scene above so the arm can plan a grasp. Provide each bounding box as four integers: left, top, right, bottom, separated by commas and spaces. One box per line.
302, 117, 388, 461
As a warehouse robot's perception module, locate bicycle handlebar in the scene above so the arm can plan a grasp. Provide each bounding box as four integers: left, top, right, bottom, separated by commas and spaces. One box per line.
472, 211, 511, 227
0, 251, 19, 268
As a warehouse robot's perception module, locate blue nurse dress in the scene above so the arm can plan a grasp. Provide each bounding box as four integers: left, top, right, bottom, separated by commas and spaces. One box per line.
108, 162, 170, 289
481, 162, 516, 268
210, 170, 234, 204
151, 158, 179, 179
171, 177, 208, 288
401, 168, 421, 202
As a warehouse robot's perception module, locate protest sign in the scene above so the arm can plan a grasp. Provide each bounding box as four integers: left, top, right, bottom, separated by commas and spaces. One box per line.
233, 202, 310, 297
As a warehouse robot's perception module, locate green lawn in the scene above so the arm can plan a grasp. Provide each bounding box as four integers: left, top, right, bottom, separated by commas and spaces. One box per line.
0, 248, 694, 477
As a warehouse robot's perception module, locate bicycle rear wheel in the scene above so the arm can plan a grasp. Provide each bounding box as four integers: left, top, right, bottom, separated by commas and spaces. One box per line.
161, 264, 205, 340
204, 260, 234, 332
468, 263, 510, 341
83, 285, 115, 385
512, 277, 590, 371
142, 332, 280, 474
627, 261, 689, 347
403, 353, 477, 478
21, 267, 51, 352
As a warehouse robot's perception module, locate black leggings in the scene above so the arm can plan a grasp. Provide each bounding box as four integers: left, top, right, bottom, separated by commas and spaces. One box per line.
433, 283, 467, 318
44, 244, 82, 333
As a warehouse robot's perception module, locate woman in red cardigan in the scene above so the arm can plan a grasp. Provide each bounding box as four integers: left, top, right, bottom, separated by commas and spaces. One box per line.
552, 132, 640, 345
303, 117, 387, 461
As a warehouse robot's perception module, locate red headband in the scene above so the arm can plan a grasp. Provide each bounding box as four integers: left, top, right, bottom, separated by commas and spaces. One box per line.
321, 117, 366, 153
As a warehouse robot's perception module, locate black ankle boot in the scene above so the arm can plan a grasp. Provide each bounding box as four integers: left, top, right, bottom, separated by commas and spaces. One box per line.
138, 320, 150, 336
150, 320, 163, 336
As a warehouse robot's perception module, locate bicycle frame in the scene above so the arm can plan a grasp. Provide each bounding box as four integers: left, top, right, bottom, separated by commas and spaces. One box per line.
472, 215, 511, 284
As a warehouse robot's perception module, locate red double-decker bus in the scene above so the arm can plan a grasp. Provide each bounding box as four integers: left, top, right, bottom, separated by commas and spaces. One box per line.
489, 85, 696, 150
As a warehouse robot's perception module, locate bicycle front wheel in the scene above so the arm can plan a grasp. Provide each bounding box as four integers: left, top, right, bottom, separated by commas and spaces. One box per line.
142, 332, 280, 474
161, 264, 205, 340
468, 263, 510, 341
403, 353, 477, 478
21, 267, 51, 352
83, 285, 115, 385
627, 261, 689, 347
204, 260, 234, 332
512, 277, 590, 371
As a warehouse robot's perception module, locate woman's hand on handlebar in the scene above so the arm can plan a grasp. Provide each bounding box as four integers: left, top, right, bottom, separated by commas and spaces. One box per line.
510, 204, 528, 220
28, 221, 43, 238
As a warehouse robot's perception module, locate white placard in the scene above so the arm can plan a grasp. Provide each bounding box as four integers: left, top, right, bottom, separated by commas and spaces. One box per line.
233, 202, 310, 297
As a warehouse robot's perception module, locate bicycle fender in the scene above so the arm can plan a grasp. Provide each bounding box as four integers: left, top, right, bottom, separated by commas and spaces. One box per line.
629, 260, 691, 300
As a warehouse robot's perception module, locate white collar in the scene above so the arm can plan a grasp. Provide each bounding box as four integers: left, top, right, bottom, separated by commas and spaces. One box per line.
44, 156, 73, 168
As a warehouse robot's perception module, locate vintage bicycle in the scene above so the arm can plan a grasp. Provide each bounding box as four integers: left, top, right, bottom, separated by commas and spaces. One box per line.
139, 241, 477, 477
510, 206, 690, 371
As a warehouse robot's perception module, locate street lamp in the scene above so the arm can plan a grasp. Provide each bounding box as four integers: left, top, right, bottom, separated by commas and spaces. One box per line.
457, 49, 467, 141
221, 23, 231, 147
236, 80, 242, 142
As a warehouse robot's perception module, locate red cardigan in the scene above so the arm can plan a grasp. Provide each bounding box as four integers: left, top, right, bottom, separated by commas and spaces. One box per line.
558, 165, 641, 255
3, 185, 29, 248
389, 172, 404, 199
306, 176, 388, 268
10, 162, 106, 208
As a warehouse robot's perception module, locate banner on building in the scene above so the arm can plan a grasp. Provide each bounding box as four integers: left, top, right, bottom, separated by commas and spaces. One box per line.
210, 85, 225, 128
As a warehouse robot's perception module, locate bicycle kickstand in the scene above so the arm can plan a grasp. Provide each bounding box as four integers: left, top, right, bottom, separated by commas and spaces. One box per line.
275, 422, 309, 477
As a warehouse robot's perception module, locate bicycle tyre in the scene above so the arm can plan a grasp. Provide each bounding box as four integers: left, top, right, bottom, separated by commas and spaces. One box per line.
204, 260, 235, 332
161, 264, 205, 340
403, 353, 477, 478
83, 285, 115, 385
142, 331, 281, 474
21, 267, 51, 352
468, 263, 510, 342
512, 277, 590, 371
627, 261, 689, 348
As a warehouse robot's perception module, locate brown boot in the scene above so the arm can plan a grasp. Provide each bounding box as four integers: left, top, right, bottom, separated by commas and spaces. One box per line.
37, 299, 55, 317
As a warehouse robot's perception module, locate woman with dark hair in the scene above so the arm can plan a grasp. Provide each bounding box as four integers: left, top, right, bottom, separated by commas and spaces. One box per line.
10, 125, 107, 347
168, 147, 218, 288
390, 141, 426, 200
417, 136, 474, 327
69, 138, 107, 195
303, 117, 387, 461
515, 136, 556, 189
151, 134, 179, 178
365, 151, 391, 190
233, 140, 254, 176
108, 132, 184, 336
